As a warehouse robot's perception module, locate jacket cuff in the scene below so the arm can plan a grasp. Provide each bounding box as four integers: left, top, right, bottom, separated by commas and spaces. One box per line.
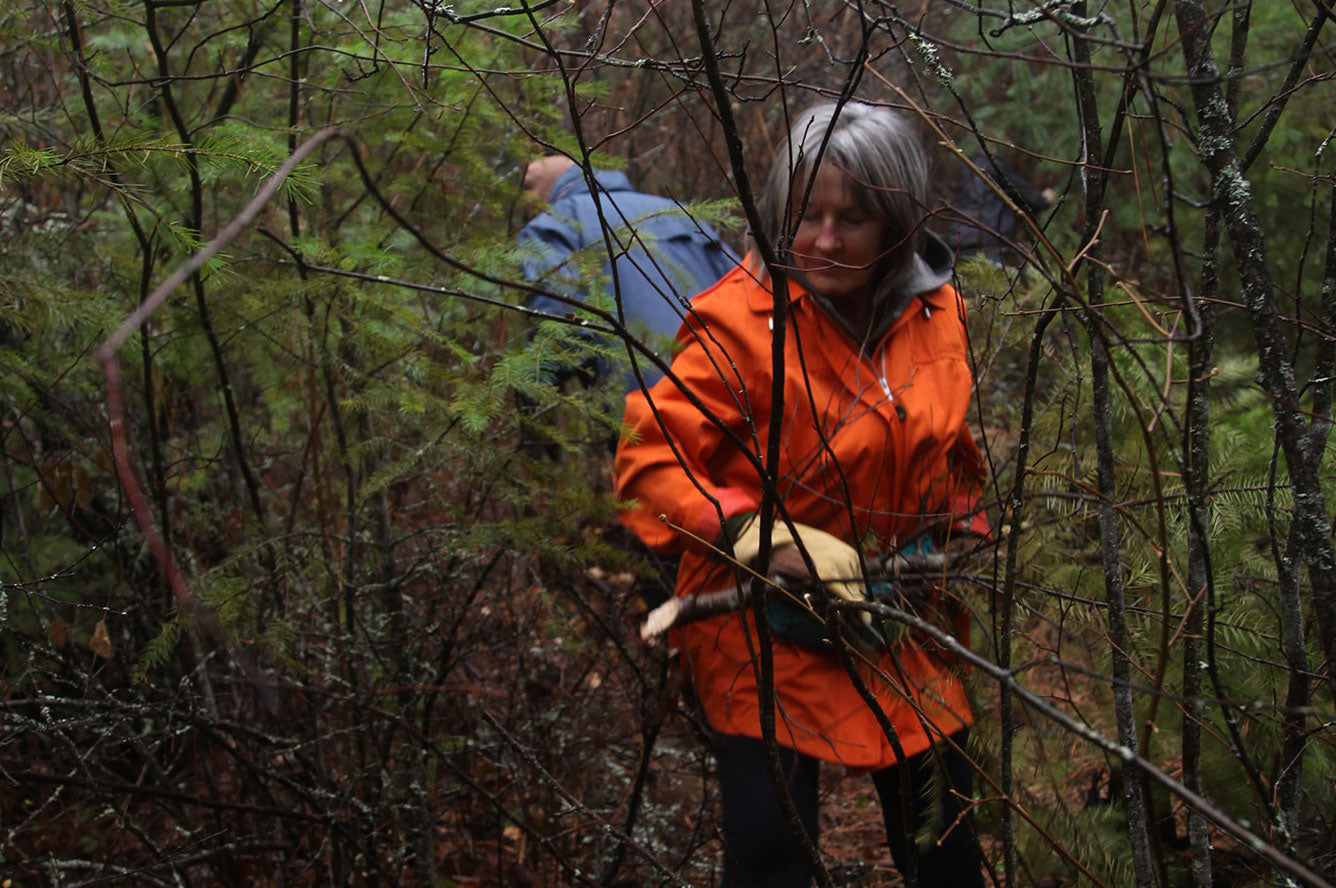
686, 487, 758, 547
941, 493, 991, 541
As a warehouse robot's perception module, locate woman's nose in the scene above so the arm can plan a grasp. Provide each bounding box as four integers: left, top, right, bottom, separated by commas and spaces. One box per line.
813, 216, 839, 252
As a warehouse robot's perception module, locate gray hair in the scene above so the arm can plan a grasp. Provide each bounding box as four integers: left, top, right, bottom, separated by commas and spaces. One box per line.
752, 101, 929, 293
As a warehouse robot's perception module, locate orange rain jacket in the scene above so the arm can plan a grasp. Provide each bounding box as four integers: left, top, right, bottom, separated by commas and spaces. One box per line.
614, 244, 989, 771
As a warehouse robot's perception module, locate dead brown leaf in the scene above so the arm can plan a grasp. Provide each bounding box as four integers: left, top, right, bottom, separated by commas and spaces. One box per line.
89, 618, 113, 659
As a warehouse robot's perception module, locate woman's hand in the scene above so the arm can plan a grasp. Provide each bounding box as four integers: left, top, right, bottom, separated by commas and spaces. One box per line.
726, 517, 865, 607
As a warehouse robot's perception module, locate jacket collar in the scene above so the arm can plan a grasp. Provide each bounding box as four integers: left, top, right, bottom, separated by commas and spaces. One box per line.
900, 231, 955, 310
548, 166, 635, 202
744, 231, 956, 318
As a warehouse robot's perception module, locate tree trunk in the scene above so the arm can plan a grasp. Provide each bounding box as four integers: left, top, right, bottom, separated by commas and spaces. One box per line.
1173, 0, 1336, 701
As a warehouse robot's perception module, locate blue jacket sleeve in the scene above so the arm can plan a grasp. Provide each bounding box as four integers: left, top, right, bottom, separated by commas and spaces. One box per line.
517, 216, 584, 318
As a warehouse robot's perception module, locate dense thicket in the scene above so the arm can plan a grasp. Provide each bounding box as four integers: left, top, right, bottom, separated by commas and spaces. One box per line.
1, 1, 1334, 886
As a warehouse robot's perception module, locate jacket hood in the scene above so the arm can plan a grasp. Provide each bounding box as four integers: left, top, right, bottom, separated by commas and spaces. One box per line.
900, 230, 954, 299
548, 166, 634, 202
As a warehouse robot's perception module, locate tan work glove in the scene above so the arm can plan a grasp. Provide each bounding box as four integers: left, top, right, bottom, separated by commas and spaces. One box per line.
725, 515, 866, 609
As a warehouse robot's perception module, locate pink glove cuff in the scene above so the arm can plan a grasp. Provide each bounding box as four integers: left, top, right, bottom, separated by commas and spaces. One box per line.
945, 492, 991, 539
687, 486, 758, 545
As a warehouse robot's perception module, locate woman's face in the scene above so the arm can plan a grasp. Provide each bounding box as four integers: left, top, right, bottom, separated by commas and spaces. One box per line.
790, 164, 886, 305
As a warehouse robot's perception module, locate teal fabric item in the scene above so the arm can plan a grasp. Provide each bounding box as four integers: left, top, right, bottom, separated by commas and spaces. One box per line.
763, 537, 938, 651
764, 590, 832, 649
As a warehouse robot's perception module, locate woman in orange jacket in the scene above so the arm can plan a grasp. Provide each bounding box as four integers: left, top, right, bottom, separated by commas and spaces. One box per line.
614, 101, 989, 887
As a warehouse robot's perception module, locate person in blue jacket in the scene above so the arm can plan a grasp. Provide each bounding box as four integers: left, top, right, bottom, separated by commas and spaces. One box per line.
943, 151, 1054, 265
517, 155, 738, 390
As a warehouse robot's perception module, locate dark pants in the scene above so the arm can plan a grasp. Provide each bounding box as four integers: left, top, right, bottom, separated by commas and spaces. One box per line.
714, 730, 985, 888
